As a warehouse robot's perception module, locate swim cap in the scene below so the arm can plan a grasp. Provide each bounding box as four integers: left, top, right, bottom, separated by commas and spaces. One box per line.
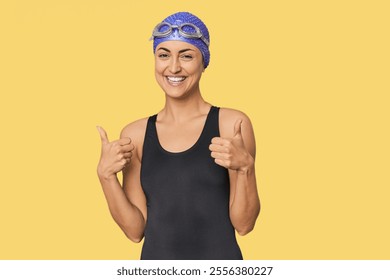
152, 12, 210, 69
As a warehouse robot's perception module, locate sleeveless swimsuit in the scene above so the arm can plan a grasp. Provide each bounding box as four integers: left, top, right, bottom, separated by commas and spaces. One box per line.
140, 106, 243, 260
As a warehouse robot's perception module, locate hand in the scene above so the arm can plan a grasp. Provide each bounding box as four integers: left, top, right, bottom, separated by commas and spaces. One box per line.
96, 126, 134, 180
209, 119, 254, 173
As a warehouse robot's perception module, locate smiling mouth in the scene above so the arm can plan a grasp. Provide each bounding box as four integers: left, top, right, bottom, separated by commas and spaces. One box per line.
166, 76, 187, 85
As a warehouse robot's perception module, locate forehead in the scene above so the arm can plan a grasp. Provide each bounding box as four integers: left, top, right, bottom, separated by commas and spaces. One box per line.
155, 41, 201, 53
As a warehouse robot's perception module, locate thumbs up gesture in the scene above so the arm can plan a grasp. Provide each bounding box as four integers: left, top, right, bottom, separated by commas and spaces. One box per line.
209, 119, 254, 173
96, 126, 135, 180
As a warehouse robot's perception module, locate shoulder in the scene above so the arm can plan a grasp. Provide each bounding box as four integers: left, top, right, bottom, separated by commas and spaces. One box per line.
120, 117, 150, 161
120, 117, 149, 139
218, 107, 254, 138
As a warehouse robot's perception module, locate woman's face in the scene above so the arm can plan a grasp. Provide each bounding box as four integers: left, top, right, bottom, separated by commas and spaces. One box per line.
154, 40, 204, 99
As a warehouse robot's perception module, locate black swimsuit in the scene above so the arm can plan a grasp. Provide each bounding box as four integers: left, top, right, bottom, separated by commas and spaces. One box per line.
140, 106, 243, 260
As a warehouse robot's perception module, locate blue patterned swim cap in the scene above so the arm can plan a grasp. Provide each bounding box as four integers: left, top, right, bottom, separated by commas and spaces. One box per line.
152, 12, 210, 69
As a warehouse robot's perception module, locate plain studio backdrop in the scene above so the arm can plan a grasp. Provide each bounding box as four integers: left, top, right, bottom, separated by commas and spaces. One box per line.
0, 0, 389, 259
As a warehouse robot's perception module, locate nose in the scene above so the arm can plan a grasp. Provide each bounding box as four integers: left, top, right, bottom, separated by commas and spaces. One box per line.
169, 57, 181, 73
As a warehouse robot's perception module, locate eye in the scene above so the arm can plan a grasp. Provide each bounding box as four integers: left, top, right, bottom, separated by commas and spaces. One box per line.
158, 53, 169, 58
181, 54, 193, 60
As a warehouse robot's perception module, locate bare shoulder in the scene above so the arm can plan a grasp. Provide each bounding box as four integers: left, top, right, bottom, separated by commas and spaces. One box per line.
219, 107, 254, 138
120, 117, 149, 161
120, 117, 149, 139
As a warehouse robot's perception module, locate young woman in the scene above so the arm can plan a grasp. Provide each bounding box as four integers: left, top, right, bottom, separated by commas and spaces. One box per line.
97, 12, 260, 260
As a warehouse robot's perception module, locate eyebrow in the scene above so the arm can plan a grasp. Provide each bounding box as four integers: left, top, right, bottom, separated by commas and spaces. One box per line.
157, 47, 195, 53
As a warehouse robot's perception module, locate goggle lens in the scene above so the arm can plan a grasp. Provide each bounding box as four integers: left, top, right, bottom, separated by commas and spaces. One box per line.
180, 24, 197, 35
151, 22, 209, 46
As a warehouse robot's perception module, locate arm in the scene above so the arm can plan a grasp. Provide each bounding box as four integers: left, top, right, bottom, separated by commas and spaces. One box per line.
209, 109, 260, 235
96, 122, 147, 243
227, 127, 259, 236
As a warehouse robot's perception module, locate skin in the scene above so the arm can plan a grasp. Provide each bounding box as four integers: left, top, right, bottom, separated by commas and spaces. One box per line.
97, 40, 260, 243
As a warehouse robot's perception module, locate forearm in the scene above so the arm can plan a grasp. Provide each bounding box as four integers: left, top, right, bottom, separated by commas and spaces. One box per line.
98, 175, 145, 242
229, 164, 260, 235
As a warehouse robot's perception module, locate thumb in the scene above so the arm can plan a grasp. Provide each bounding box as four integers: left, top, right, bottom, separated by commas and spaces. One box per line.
96, 126, 109, 144
233, 119, 243, 137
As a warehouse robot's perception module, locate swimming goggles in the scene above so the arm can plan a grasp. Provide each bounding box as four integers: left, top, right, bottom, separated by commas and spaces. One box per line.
150, 22, 210, 47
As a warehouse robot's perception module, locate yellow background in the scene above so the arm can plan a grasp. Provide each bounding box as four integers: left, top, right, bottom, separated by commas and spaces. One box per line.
0, 0, 389, 259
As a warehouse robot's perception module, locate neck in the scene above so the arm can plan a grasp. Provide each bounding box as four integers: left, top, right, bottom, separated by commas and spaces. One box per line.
160, 90, 211, 123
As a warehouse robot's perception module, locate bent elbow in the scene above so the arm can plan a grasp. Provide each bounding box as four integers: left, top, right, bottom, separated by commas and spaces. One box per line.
129, 236, 143, 243
124, 231, 144, 243
120, 223, 144, 243
116, 217, 145, 243
236, 225, 254, 236
234, 205, 260, 236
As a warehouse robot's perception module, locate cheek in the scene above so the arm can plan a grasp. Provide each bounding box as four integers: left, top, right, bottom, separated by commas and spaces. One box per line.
154, 67, 166, 85
154, 62, 164, 74
190, 58, 204, 75
154, 69, 165, 85
154, 56, 167, 73
188, 65, 204, 79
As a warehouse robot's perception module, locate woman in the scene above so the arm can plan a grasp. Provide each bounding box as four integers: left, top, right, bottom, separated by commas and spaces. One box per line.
96, 12, 260, 260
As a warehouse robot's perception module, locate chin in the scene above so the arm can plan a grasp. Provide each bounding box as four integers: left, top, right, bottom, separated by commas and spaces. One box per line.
164, 89, 190, 99
161, 84, 191, 99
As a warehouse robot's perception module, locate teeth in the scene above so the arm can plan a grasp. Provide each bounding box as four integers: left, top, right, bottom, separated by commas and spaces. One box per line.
167, 76, 186, 82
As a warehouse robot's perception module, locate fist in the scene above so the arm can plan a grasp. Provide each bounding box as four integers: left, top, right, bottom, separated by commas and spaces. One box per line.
209, 119, 253, 172
96, 126, 134, 180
